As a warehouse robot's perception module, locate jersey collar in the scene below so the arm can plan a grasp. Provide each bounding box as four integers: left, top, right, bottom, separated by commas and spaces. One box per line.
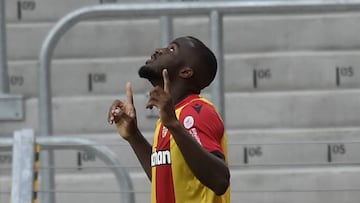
175, 94, 200, 109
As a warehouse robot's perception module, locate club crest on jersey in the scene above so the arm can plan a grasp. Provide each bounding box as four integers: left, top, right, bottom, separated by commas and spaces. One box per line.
161, 126, 168, 138
151, 150, 171, 167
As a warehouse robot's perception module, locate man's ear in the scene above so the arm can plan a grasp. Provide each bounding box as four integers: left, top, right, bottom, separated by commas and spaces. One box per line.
179, 67, 193, 79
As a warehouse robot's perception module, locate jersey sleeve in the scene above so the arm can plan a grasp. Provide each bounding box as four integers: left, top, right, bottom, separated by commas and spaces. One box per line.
178, 100, 225, 154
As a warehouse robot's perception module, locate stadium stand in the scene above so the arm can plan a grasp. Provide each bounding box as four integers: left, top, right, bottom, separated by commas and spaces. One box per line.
2, 0, 360, 203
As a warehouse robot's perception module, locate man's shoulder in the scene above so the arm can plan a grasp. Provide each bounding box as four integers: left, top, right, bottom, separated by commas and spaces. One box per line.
181, 98, 215, 116
183, 95, 220, 112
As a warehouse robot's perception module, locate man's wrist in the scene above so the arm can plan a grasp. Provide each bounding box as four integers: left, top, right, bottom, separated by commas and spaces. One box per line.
125, 129, 143, 144
165, 120, 182, 132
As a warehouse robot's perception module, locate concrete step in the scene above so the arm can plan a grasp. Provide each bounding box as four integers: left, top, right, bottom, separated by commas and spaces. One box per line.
42, 128, 360, 172
53, 172, 151, 203
52, 167, 360, 203
225, 51, 360, 91
1, 90, 360, 135
6, 13, 360, 60
7, 52, 360, 97
2, 128, 360, 178
0, 171, 150, 203
230, 166, 360, 203
8, 57, 151, 97
5, 0, 98, 23
227, 128, 360, 167
6, 19, 160, 61
3, 166, 360, 203
225, 90, 360, 129
5, 0, 155, 23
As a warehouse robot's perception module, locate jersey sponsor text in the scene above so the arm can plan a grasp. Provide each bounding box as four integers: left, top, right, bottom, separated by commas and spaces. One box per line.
151, 150, 171, 167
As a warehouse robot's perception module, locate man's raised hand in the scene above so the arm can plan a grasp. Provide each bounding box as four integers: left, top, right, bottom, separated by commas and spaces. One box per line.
108, 82, 138, 140
163, 68, 171, 94
146, 69, 177, 128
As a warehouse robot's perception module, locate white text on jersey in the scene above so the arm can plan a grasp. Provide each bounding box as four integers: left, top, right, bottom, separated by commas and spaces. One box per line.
151, 150, 171, 167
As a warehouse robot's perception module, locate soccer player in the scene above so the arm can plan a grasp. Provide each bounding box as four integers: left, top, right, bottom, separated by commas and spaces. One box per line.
108, 36, 230, 203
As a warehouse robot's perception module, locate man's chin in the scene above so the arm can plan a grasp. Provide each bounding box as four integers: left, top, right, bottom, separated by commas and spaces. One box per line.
138, 65, 162, 81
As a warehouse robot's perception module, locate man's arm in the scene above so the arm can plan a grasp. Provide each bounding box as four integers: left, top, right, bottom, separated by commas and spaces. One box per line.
125, 129, 152, 180
108, 82, 152, 180
166, 121, 230, 195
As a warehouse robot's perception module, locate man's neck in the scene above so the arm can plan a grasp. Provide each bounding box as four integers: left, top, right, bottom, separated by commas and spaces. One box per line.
149, 80, 199, 105
171, 87, 198, 105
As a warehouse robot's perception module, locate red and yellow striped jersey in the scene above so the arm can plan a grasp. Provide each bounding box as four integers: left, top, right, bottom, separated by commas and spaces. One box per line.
151, 94, 231, 203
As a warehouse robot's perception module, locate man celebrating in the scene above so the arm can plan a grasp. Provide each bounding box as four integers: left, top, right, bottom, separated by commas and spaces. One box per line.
108, 36, 230, 203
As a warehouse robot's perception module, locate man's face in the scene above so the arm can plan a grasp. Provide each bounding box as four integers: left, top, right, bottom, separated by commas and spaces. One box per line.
138, 37, 194, 82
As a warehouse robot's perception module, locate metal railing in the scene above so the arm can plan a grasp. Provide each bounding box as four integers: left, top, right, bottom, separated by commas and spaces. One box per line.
11, 129, 37, 203
1, 129, 135, 203
0, 0, 8, 94
26, 0, 360, 202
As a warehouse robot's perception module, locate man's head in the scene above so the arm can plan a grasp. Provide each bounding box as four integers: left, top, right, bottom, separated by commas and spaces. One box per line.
138, 36, 217, 93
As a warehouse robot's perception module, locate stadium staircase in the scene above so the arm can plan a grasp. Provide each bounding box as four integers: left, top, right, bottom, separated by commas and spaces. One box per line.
1, 0, 360, 202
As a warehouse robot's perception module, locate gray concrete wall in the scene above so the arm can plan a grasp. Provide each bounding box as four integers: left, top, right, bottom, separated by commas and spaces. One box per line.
2, 1, 360, 203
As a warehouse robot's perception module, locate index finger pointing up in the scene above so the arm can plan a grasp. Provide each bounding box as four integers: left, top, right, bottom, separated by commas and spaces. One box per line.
126, 82, 134, 104
163, 69, 171, 94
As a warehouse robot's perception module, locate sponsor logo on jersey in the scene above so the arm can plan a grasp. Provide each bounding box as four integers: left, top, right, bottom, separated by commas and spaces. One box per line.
151, 150, 171, 167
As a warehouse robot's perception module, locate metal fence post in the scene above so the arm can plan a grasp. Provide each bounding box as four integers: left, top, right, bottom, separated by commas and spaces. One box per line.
160, 0, 173, 46
0, 0, 9, 94
210, 10, 225, 120
0, 0, 24, 121
11, 129, 35, 203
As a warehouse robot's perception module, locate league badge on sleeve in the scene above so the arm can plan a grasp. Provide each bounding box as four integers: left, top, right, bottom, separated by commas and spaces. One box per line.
183, 116, 194, 129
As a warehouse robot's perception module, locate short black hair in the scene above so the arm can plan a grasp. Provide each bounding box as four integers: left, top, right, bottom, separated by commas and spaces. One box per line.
186, 36, 217, 90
